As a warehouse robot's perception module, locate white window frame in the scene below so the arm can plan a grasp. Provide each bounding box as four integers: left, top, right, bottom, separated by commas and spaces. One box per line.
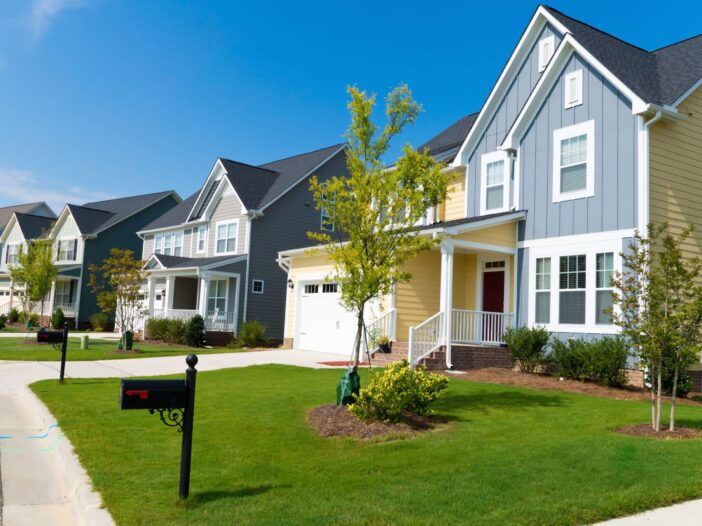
252, 279, 264, 294
552, 120, 595, 203
207, 279, 228, 313
57, 238, 77, 262
480, 150, 511, 215
534, 257, 551, 324
5, 244, 21, 266
215, 219, 239, 255
196, 226, 207, 254
173, 232, 183, 257
595, 252, 615, 326
55, 281, 71, 305
538, 35, 555, 72
527, 236, 622, 334
154, 235, 164, 255
564, 69, 583, 109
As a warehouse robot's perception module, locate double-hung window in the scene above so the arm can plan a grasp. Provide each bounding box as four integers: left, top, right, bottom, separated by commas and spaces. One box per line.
55, 281, 71, 305
535, 257, 551, 324
480, 151, 510, 215
5, 244, 20, 265
155, 232, 185, 256
197, 226, 207, 253
207, 280, 227, 312
173, 233, 183, 257
163, 234, 172, 255
216, 221, 238, 254
57, 239, 77, 261
154, 235, 164, 255
553, 120, 594, 202
595, 252, 614, 324
559, 255, 586, 324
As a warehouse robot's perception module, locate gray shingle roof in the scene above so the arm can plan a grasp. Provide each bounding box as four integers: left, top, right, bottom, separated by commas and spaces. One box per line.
14, 213, 55, 240
544, 6, 702, 106
66, 191, 178, 235
141, 191, 200, 232
416, 210, 523, 231
419, 112, 479, 161
219, 160, 280, 210
0, 202, 52, 234
153, 254, 241, 269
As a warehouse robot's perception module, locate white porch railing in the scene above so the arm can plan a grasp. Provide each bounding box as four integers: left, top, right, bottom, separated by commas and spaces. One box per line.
451, 309, 514, 345
205, 310, 236, 332
151, 309, 199, 321
367, 308, 396, 343
408, 311, 444, 367
53, 302, 76, 317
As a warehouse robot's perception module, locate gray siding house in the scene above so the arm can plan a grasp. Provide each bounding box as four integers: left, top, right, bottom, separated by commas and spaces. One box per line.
138, 143, 348, 343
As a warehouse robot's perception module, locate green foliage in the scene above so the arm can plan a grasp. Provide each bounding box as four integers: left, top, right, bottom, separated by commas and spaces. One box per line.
349, 360, 449, 423
307, 85, 452, 367
551, 337, 629, 387
146, 318, 187, 345
8, 308, 19, 324
612, 224, 702, 431
51, 308, 65, 330
88, 249, 146, 335
9, 240, 57, 320
646, 351, 697, 397
17, 310, 28, 324
28, 313, 39, 327
237, 320, 266, 347
90, 312, 109, 331
185, 315, 206, 347
503, 326, 551, 373
0, 314, 6, 330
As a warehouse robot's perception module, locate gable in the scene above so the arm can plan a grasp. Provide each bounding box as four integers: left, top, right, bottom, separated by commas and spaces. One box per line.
2, 221, 24, 245
54, 213, 81, 239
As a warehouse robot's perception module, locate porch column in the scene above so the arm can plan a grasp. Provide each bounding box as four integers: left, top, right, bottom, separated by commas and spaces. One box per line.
147, 275, 156, 315
164, 275, 175, 317
48, 280, 56, 319
440, 241, 454, 369
198, 275, 209, 318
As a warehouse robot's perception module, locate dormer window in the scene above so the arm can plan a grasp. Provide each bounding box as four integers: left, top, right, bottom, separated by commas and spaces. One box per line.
538, 35, 555, 72
564, 70, 583, 109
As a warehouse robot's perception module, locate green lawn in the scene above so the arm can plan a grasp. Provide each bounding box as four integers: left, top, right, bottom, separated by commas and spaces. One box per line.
32, 366, 702, 526
0, 337, 234, 361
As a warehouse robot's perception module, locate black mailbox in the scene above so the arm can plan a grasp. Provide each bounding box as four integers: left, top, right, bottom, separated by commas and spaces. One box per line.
120, 379, 187, 410
37, 330, 64, 344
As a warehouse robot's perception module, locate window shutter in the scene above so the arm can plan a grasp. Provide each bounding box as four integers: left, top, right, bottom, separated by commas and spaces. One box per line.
72, 239, 78, 261
69, 280, 74, 303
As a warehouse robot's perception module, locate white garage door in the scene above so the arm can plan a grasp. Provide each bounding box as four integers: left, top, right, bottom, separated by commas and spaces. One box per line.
297, 282, 358, 354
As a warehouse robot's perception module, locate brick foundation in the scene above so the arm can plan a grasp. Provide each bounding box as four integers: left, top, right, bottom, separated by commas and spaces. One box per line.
369, 341, 513, 371
282, 338, 294, 350
624, 368, 645, 389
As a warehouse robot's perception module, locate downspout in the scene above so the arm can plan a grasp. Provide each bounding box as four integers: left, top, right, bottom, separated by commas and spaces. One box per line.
641, 111, 662, 233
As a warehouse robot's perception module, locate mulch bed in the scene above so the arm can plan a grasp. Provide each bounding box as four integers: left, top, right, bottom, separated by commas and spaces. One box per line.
317, 361, 370, 367
307, 404, 443, 440
450, 368, 702, 406
616, 423, 702, 440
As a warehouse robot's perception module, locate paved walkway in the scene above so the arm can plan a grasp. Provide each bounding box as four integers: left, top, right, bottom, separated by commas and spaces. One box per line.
0, 331, 119, 339
0, 350, 335, 526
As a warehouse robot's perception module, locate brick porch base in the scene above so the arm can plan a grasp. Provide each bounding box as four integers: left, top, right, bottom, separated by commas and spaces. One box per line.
369, 341, 513, 371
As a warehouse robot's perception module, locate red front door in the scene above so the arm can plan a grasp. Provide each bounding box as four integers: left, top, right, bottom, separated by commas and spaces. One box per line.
482, 271, 505, 341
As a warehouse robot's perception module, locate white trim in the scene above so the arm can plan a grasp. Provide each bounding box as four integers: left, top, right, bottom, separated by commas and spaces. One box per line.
518, 229, 635, 249
453, 6, 569, 167
552, 120, 595, 203
538, 34, 555, 72
502, 34, 648, 151
196, 225, 208, 254
214, 219, 239, 255
452, 239, 516, 255
637, 116, 648, 233
257, 144, 348, 212
564, 69, 583, 109
475, 254, 511, 315
252, 279, 264, 294
186, 159, 228, 222
202, 177, 247, 221
671, 76, 702, 107
480, 150, 511, 215
526, 235, 622, 334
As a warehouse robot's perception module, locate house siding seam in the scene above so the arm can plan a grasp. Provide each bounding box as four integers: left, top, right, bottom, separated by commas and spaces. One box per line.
248, 150, 349, 340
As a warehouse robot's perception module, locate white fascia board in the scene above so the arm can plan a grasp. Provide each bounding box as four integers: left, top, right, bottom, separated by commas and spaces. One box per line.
46, 206, 74, 239
518, 228, 635, 249
671, 76, 702, 108
278, 244, 333, 259
137, 220, 207, 237
453, 7, 569, 167
422, 211, 526, 236
202, 175, 248, 220
0, 215, 20, 244
502, 34, 647, 150
257, 144, 348, 213
186, 159, 228, 222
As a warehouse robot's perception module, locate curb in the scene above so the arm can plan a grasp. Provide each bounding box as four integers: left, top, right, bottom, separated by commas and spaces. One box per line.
19, 385, 116, 526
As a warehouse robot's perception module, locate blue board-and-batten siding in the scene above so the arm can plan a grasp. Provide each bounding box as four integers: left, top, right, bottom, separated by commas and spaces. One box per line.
518, 53, 638, 242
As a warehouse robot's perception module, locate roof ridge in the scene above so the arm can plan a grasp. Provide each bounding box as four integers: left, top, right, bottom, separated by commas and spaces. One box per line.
218, 158, 280, 175
652, 32, 702, 53
544, 5, 653, 55
83, 190, 174, 205
67, 203, 115, 214
258, 142, 346, 167
0, 201, 44, 211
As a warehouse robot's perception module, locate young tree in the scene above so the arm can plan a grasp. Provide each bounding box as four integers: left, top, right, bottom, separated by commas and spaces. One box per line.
308, 85, 452, 372
9, 240, 58, 326
88, 248, 146, 350
612, 224, 702, 432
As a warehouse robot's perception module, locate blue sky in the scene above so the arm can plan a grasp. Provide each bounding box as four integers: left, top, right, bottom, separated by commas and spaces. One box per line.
0, 0, 700, 211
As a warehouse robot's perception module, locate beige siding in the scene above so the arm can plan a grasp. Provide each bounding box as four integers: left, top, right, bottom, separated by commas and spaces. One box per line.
650, 86, 702, 262
453, 222, 517, 247
142, 235, 154, 260
207, 192, 248, 256
395, 250, 442, 341
440, 169, 467, 222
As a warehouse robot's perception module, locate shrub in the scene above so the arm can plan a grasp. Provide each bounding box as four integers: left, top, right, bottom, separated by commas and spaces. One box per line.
185, 315, 206, 347
28, 313, 39, 327
90, 312, 109, 331
551, 338, 590, 381
503, 326, 551, 373
349, 360, 449, 423
51, 308, 65, 330
0, 314, 6, 330
17, 310, 28, 324
145, 318, 187, 344
587, 337, 629, 387
237, 320, 266, 347
8, 308, 19, 323
647, 351, 697, 397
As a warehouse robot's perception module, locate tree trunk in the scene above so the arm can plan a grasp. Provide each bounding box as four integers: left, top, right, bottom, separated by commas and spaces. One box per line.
650, 364, 656, 430
655, 361, 662, 432
352, 308, 364, 369
40, 299, 45, 328
670, 359, 679, 432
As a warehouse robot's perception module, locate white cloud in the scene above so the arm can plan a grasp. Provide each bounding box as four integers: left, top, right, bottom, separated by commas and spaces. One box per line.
0, 167, 113, 212
28, 0, 87, 38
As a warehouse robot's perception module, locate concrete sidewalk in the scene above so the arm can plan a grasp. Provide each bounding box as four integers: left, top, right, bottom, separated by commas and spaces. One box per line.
0, 350, 336, 526
595, 499, 702, 525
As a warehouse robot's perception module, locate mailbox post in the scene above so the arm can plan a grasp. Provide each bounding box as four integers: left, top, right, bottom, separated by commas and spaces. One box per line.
36, 323, 69, 382
59, 322, 69, 382
119, 354, 198, 499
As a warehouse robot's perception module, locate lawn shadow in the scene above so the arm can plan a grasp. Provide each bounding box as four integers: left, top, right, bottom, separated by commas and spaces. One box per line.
436, 389, 568, 420
192, 484, 291, 503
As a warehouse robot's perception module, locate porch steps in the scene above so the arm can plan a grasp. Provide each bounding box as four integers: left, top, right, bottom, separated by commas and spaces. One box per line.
371, 342, 513, 371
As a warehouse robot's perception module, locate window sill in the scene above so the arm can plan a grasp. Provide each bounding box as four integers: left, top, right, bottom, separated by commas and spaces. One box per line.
552, 189, 594, 203
532, 322, 618, 334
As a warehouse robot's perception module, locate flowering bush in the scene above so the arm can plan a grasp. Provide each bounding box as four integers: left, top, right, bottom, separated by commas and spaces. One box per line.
349, 360, 449, 423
